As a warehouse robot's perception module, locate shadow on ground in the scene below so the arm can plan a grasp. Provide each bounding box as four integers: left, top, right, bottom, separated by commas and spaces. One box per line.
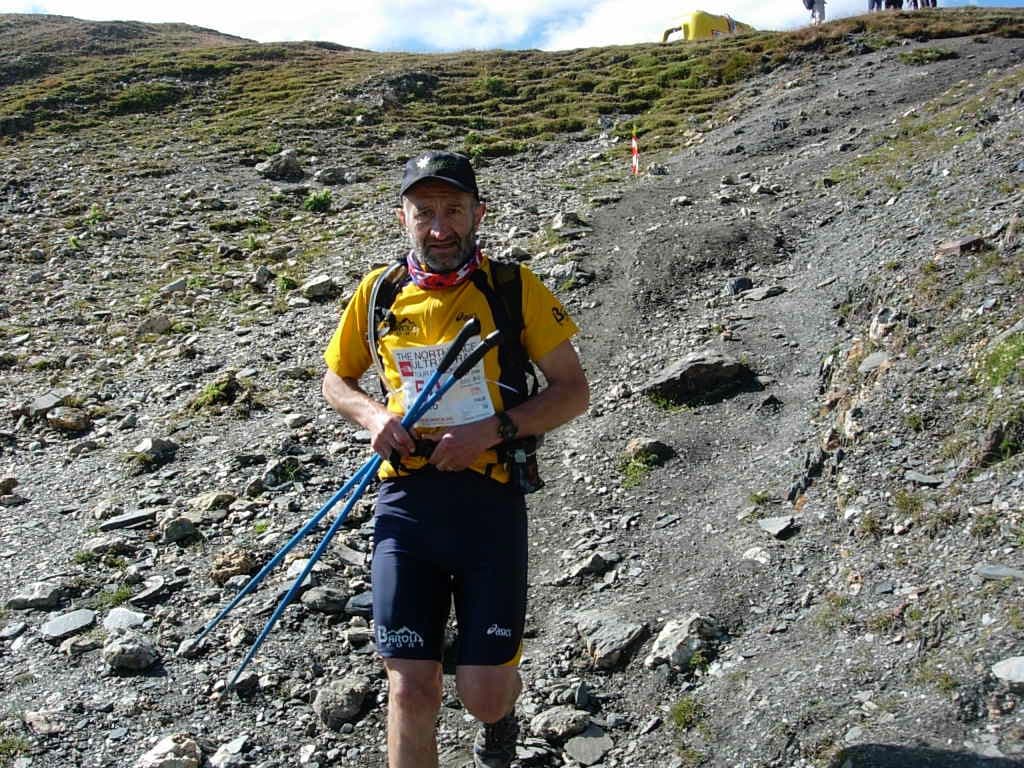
831, 744, 1021, 768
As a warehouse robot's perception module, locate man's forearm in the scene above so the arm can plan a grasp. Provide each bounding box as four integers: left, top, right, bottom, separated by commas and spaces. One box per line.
502, 378, 588, 440
322, 370, 389, 432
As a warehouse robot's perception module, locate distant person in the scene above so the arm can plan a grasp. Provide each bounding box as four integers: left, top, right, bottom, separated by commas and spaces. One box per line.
809, 0, 826, 25
869, 0, 882, 10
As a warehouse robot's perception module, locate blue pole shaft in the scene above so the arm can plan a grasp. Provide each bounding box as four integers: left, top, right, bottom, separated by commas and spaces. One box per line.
226, 365, 465, 685
194, 458, 375, 644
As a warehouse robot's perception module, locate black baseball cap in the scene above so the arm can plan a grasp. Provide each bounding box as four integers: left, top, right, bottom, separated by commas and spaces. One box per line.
400, 150, 479, 199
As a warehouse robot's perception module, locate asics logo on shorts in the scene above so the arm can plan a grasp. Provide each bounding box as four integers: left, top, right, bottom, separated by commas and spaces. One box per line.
376, 624, 425, 648
486, 624, 512, 638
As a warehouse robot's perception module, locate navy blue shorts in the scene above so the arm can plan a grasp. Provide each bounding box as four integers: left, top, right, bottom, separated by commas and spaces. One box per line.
371, 469, 527, 666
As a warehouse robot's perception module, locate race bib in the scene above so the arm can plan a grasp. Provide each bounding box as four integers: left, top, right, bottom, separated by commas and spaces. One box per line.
392, 338, 495, 427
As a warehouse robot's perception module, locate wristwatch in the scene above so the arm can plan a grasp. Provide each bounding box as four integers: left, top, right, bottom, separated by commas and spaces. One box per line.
496, 411, 518, 442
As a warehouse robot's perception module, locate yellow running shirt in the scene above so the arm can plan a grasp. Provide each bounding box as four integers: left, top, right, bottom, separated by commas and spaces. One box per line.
324, 256, 579, 481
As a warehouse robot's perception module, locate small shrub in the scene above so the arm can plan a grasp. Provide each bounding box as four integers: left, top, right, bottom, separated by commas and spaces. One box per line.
92, 584, 132, 609
619, 449, 664, 489
303, 189, 332, 213
903, 413, 924, 432
0, 729, 31, 762
898, 48, 959, 66
275, 275, 298, 292
670, 696, 706, 731
72, 551, 98, 565
969, 512, 999, 540
979, 333, 1023, 387
253, 519, 270, 534
892, 490, 923, 516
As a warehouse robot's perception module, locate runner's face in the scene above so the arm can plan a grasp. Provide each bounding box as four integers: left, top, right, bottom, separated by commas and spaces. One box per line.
400, 181, 485, 273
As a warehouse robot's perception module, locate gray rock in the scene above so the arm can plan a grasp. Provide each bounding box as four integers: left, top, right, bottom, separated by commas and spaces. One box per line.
284, 413, 312, 429
46, 406, 91, 432
209, 735, 249, 767
345, 591, 373, 618
301, 586, 351, 614
974, 564, 1024, 581
256, 149, 303, 181
992, 657, 1024, 689
564, 724, 613, 766
103, 630, 160, 673
7, 581, 63, 610
742, 285, 785, 301
574, 611, 646, 670
29, 389, 72, 419
313, 676, 371, 729
40, 608, 96, 641
551, 212, 585, 231
904, 470, 942, 487
99, 509, 157, 532
624, 437, 674, 464
758, 516, 796, 538
103, 607, 148, 632
725, 276, 753, 295
131, 437, 178, 466
0, 621, 27, 640
300, 274, 336, 299
161, 516, 198, 543
670, 195, 693, 207
137, 315, 173, 336
644, 613, 721, 671
858, 351, 890, 375
642, 350, 755, 405
160, 277, 188, 296
134, 734, 202, 768
529, 706, 590, 741
869, 307, 904, 341
82, 535, 135, 556
313, 167, 348, 185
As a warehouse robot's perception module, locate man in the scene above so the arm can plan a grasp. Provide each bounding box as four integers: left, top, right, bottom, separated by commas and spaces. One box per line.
322, 150, 589, 768
810, 0, 826, 26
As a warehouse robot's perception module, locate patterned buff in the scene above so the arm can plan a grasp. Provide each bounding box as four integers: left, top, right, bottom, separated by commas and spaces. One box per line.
406, 247, 484, 290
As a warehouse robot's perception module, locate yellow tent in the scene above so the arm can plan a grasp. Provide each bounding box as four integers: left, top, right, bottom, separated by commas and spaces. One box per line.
661, 10, 755, 43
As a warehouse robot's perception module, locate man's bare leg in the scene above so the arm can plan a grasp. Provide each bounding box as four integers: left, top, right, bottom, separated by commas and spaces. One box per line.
385, 658, 444, 768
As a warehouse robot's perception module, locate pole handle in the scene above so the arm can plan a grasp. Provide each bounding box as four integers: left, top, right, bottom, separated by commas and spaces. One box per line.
436, 317, 481, 375
451, 330, 502, 379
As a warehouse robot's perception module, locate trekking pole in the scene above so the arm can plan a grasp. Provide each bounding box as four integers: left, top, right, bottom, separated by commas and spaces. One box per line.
226, 325, 503, 688
195, 318, 483, 647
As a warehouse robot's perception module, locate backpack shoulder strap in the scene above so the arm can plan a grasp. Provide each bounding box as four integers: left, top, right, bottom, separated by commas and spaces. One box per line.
470, 260, 536, 409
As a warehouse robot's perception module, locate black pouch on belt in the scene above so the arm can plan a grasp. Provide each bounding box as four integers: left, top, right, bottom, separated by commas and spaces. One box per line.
498, 436, 544, 494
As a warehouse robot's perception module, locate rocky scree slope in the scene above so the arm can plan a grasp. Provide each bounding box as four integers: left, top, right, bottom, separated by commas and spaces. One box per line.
0, 11, 1023, 768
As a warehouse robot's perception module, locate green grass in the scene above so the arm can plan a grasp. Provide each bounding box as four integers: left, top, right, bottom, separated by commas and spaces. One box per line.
92, 583, 132, 609
72, 550, 98, 565
670, 696, 706, 731
979, 333, 1024, 387
619, 450, 663, 488
898, 47, 959, 66
0, 729, 31, 764
302, 189, 332, 213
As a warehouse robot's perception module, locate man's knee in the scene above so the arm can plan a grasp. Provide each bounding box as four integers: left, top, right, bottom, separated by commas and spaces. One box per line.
387, 662, 443, 715
457, 667, 521, 723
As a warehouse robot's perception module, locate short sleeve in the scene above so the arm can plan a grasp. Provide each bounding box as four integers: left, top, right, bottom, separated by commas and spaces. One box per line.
519, 265, 579, 363
323, 270, 379, 379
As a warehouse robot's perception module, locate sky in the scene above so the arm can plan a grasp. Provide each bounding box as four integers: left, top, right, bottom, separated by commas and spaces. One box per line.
2, 0, 1015, 52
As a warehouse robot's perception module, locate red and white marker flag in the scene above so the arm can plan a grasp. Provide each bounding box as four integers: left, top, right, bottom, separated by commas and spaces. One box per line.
630, 133, 640, 176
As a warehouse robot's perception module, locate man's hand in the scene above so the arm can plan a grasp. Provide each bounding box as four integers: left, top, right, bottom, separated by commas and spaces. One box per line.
367, 407, 416, 462
323, 370, 416, 461
427, 420, 497, 472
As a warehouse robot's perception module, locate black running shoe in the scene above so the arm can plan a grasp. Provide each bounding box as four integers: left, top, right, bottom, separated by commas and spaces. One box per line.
472, 712, 519, 768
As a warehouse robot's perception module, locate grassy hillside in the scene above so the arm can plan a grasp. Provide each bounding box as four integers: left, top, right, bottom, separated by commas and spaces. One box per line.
2, 8, 1024, 159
